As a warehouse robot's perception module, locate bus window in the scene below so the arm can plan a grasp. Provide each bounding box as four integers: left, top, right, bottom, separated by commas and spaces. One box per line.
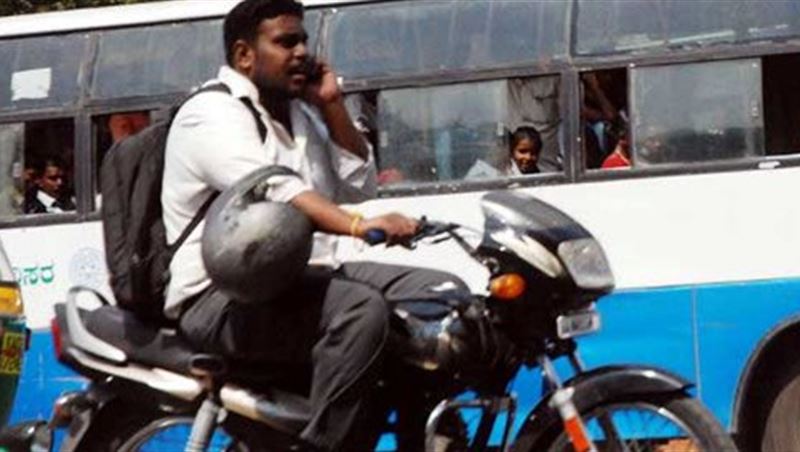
304, 10, 322, 55
376, 76, 562, 187
91, 20, 224, 100
92, 111, 152, 209
0, 119, 75, 218
576, 0, 800, 55
326, 0, 567, 80
581, 69, 628, 170
763, 53, 800, 156
91, 11, 320, 101
630, 59, 763, 167
0, 33, 88, 111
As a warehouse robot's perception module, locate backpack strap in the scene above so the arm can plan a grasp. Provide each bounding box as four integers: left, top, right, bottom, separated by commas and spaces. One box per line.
238, 97, 268, 142
175, 83, 267, 142
167, 191, 219, 255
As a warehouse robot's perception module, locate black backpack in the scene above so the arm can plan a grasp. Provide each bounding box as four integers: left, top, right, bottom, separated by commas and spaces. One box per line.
101, 83, 267, 322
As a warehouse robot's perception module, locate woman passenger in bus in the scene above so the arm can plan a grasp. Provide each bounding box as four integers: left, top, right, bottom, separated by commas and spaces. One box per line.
465, 126, 543, 179
507, 126, 542, 175
601, 134, 631, 169
582, 72, 626, 168
23, 157, 75, 214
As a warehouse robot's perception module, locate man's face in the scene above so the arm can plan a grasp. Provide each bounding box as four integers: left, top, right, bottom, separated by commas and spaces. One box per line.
250, 15, 309, 97
37, 165, 64, 198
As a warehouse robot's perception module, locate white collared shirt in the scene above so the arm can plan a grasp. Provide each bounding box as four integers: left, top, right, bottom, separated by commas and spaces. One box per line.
162, 66, 376, 316
37, 190, 64, 213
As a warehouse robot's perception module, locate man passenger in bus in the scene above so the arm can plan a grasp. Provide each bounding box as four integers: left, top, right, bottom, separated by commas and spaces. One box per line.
23, 157, 75, 214
108, 111, 150, 143
162, 0, 468, 450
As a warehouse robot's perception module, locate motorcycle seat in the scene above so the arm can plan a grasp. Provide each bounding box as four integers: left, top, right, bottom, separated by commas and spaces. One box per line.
83, 305, 194, 374
83, 306, 293, 384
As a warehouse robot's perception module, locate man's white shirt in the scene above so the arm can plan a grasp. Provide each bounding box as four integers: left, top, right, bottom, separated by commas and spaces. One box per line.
161, 66, 376, 317
36, 190, 65, 213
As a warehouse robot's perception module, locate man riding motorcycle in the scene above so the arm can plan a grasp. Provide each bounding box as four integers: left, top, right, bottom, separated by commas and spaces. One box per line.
161, 0, 469, 450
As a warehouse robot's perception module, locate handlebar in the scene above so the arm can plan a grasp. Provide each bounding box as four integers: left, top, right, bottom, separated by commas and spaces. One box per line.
363, 229, 387, 245
363, 218, 459, 247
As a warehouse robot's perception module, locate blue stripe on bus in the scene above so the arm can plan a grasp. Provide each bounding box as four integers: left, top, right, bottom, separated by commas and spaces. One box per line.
9, 277, 800, 445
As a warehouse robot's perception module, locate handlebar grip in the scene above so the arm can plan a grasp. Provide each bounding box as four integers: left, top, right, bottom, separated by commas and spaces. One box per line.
363, 229, 387, 245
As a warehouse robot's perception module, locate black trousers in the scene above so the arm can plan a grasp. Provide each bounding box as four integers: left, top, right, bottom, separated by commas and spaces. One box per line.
179, 262, 468, 451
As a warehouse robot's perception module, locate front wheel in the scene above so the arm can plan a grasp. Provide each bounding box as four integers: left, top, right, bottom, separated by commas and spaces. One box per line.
515, 393, 737, 452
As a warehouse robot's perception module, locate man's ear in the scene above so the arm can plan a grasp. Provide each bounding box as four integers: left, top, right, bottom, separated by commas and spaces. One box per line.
232, 40, 255, 74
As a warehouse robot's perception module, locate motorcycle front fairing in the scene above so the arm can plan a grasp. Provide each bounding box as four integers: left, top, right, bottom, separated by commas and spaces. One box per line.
480, 191, 615, 297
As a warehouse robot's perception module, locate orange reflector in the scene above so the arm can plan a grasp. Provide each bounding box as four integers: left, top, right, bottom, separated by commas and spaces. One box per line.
0, 285, 22, 316
563, 416, 592, 452
489, 273, 526, 299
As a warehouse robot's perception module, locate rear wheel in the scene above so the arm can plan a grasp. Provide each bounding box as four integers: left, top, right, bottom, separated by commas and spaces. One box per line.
118, 414, 244, 452
515, 394, 737, 452
77, 402, 248, 451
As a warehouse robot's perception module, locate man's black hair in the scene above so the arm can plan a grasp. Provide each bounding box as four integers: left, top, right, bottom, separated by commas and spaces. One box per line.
30, 156, 65, 177
223, 0, 304, 66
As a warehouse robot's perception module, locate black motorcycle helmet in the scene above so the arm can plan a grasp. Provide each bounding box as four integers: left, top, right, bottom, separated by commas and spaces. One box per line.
202, 166, 313, 303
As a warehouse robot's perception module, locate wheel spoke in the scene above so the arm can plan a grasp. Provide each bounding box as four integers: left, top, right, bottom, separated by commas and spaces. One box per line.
546, 401, 707, 452
121, 416, 238, 451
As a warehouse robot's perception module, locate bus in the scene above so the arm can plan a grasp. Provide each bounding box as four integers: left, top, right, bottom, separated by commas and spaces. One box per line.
1, 0, 800, 449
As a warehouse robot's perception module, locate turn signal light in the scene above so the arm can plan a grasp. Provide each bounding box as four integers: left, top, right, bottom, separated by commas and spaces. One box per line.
489, 273, 526, 300
0, 284, 23, 316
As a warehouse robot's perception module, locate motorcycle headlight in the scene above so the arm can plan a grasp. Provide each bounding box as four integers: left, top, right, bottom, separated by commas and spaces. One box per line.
557, 238, 615, 292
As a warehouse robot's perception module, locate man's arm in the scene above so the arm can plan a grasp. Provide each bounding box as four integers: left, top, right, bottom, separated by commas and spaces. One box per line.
319, 99, 370, 160
290, 191, 417, 244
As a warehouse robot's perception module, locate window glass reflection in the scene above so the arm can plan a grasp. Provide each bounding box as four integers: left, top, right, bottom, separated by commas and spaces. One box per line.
631, 59, 763, 166
0, 34, 88, 111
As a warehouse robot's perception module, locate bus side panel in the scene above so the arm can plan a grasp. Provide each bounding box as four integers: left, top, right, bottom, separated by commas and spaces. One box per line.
579, 287, 696, 380
10, 329, 84, 423
695, 278, 800, 429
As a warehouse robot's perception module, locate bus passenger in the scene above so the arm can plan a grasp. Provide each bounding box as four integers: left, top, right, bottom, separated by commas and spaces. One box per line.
108, 111, 150, 143
508, 126, 542, 175
163, 1, 469, 450
582, 72, 626, 168
601, 135, 631, 169
23, 157, 75, 214
465, 126, 543, 179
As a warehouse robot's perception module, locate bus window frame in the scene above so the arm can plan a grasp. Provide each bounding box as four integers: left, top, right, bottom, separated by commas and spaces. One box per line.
0, 112, 83, 227
361, 66, 575, 198
571, 43, 800, 184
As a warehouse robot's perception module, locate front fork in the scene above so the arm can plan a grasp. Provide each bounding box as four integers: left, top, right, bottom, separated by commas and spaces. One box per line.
423, 350, 605, 452
539, 352, 599, 452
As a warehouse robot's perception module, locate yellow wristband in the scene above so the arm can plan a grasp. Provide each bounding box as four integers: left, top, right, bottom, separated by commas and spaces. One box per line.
349, 213, 363, 237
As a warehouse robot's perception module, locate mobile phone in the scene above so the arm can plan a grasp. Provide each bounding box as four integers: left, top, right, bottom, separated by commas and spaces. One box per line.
302, 59, 323, 83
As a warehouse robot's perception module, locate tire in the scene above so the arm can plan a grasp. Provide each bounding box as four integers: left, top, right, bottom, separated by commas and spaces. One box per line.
77, 400, 248, 452
761, 370, 800, 452
514, 393, 737, 452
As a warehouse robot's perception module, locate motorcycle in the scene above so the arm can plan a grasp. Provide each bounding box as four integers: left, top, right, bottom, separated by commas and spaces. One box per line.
48, 190, 737, 451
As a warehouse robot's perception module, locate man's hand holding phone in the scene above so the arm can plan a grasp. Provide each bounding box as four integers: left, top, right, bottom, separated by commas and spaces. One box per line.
302, 58, 341, 107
